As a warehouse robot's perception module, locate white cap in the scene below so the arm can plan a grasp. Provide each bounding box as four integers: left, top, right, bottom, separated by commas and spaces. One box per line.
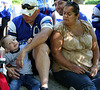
20, 0, 38, 16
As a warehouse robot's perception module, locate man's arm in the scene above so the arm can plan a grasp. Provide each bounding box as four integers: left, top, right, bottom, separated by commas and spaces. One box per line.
16, 27, 52, 68
16, 16, 53, 68
24, 27, 52, 52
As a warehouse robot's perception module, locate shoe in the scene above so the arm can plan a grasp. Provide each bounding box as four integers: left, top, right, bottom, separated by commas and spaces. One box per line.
69, 86, 76, 90
40, 87, 48, 90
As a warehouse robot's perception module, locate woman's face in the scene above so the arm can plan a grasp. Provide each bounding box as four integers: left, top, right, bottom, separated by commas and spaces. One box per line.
63, 6, 79, 25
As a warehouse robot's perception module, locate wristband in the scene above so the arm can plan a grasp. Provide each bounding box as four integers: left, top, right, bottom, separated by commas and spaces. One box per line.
92, 65, 99, 69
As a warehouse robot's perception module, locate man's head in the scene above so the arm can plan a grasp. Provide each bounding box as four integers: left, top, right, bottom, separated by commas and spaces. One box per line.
0, 35, 19, 52
54, 0, 71, 16
21, 0, 38, 16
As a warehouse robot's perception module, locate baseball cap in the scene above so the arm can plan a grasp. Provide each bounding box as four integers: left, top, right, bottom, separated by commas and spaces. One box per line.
20, 0, 38, 16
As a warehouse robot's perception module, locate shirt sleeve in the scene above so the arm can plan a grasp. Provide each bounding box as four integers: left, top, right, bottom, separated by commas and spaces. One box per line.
40, 16, 53, 30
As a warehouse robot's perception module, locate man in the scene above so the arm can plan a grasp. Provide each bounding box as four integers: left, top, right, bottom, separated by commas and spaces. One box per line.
54, 0, 91, 23
7, 0, 53, 90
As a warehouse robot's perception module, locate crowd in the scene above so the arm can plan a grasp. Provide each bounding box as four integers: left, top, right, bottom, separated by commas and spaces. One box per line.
0, 0, 100, 90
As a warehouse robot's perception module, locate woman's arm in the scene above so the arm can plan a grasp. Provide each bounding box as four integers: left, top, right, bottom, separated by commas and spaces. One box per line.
91, 28, 99, 66
90, 28, 99, 76
51, 31, 71, 68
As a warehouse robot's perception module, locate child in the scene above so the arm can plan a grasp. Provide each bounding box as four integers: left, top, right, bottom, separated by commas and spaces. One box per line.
0, 35, 40, 90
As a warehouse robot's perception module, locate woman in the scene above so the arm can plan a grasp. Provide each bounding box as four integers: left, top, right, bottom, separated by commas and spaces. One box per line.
50, 2, 100, 90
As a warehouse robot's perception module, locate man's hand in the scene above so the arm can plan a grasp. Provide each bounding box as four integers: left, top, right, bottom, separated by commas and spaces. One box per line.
16, 49, 26, 68
6, 67, 20, 79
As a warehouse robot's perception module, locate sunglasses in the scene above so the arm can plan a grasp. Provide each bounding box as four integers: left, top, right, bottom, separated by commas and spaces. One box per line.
22, 4, 38, 10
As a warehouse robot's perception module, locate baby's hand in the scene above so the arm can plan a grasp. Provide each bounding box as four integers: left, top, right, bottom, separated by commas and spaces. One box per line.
28, 38, 32, 44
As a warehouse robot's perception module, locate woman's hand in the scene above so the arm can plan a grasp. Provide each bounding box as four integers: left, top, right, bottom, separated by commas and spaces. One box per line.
6, 67, 20, 79
70, 65, 86, 74
90, 65, 99, 77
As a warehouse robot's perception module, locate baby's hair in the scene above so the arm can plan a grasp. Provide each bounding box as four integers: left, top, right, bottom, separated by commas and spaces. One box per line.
0, 35, 11, 48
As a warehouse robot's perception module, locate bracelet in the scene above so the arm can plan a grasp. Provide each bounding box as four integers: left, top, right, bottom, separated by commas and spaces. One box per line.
92, 65, 99, 69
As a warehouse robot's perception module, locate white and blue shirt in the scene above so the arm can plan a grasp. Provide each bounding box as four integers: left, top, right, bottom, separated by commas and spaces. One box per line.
7, 13, 53, 45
